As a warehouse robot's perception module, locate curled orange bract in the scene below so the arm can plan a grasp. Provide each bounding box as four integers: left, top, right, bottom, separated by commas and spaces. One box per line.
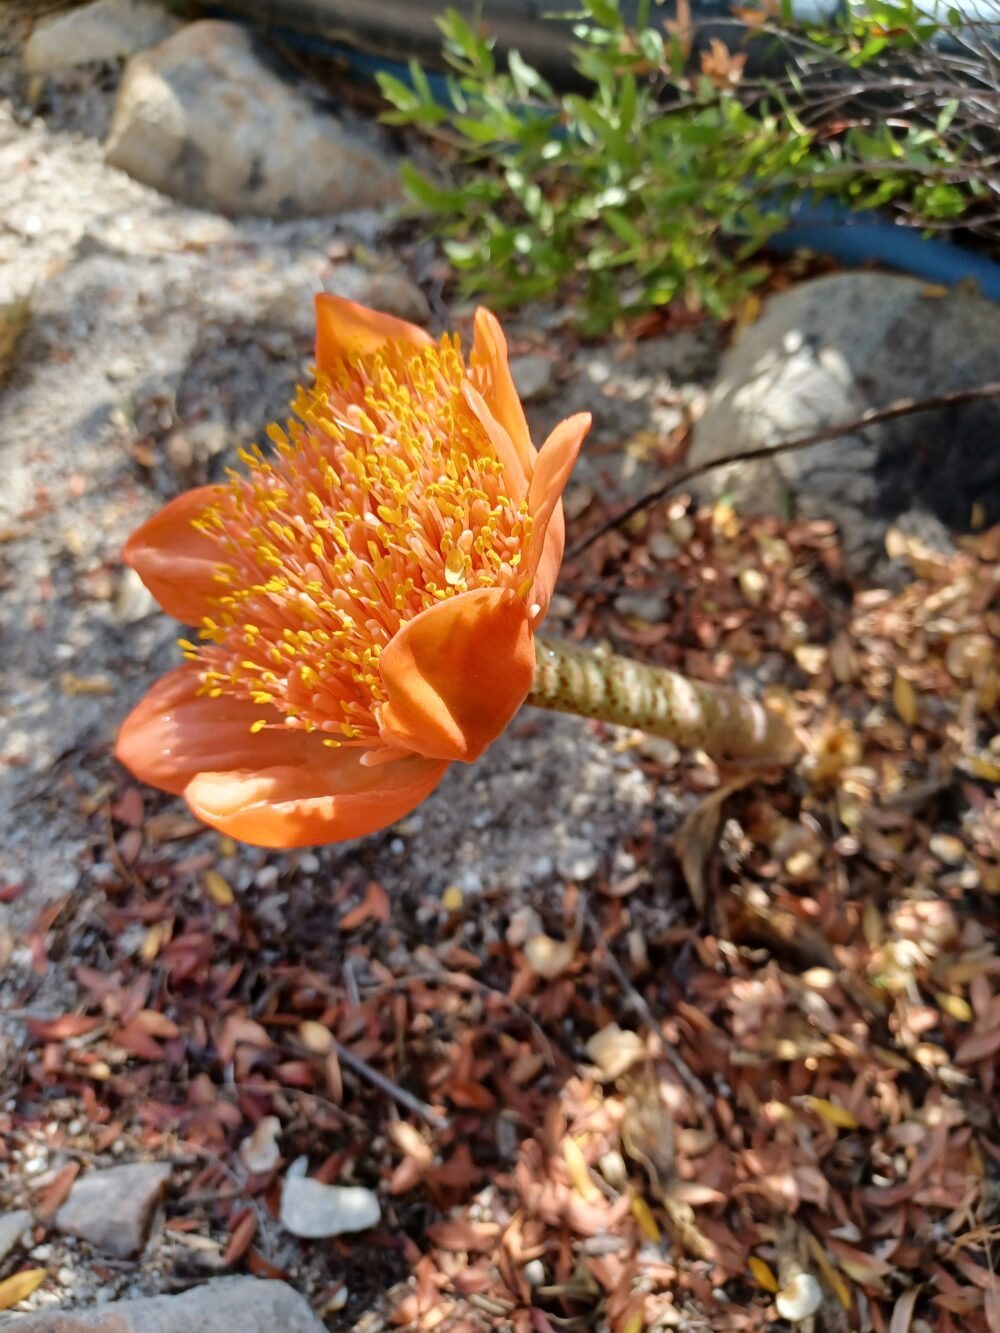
116, 295, 590, 847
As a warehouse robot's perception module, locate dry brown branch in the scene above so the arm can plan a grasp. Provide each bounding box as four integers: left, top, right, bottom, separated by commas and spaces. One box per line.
569, 380, 1000, 558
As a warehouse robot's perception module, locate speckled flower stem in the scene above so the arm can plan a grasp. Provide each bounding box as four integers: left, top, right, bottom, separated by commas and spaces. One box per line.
528, 638, 800, 764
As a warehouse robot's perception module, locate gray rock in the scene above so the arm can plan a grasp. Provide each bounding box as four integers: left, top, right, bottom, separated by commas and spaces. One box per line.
510, 352, 556, 402
359, 272, 430, 324
7, 1276, 325, 1332
0, 1210, 31, 1263
105, 22, 401, 217
556, 837, 601, 881
687, 273, 1000, 571
24, 0, 181, 74
54, 1161, 171, 1258
613, 591, 669, 623
280, 1176, 380, 1238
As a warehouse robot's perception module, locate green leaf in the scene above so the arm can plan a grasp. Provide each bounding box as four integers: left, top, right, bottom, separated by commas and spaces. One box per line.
399, 162, 466, 213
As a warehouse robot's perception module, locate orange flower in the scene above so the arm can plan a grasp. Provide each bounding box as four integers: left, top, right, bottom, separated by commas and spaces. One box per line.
116, 295, 590, 848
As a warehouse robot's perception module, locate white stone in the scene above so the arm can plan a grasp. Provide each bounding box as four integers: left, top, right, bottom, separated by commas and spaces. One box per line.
24, 0, 181, 75
556, 836, 600, 881
0, 1210, 31, 1263
240, 1116, 282, 1175
775, 1272, 823, 1322
280, 1176, 381, 1239
105, 22, 401, 218
613, 590, 669, 623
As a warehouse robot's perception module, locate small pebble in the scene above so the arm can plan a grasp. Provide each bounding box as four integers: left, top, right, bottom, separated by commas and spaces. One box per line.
929, 834, 965, 866
0, 1211, 31, 1263
509, 352, 554, 402
253, 865, 278, 892
240, 1116, 282, 1175
613, 591, 668, 623
523, 1259, 545, 1287
775, 1273, 822, 1322
648, 532, 680, 561
556, 838, 599, 881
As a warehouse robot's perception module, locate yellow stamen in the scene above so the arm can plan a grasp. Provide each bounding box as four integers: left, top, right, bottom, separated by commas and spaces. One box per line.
186, 334, 534, 744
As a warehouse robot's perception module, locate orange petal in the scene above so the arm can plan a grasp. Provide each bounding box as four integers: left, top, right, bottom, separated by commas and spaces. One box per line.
377, 588, 535, 762
468, 308, 534, 474
529, 502, 566, 629
117, 666, 448, 848
460, 380, 528, 502
115, 665, 316, 796
124, 486, 227, 624
526, 413, 591, 622
184, 750, 448, 849
314, 293, 432, 372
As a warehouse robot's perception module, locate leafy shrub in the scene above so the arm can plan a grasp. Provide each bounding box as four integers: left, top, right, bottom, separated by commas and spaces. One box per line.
378, 0, 991, 328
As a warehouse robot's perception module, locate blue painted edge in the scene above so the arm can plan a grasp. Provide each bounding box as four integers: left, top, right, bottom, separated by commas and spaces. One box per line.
774, 197, 1000, 301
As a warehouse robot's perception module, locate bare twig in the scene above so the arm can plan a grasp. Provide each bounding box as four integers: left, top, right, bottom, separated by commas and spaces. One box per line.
359, 967, 557, 1067
568, 381, 1000, 558
332, 1039, 450, 1132
582, 903, 712, 1114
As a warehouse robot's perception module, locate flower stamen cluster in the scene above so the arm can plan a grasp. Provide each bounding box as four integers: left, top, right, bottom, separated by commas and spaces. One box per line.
181, 336, 535, 748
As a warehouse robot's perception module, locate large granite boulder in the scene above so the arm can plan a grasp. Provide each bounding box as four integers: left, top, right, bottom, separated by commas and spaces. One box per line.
105, 21, 402, 217
24, 0, 181, 75
688, 272, 1000, 571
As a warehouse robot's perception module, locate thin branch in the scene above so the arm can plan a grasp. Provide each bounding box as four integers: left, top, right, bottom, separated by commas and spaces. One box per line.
568, 381, 1000, 559
332, 1038, 450, 1133
582, 903, 712, 1115
358, 968, 557, 1067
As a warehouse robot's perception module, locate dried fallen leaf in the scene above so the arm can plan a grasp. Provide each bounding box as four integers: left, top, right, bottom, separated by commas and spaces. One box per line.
224, 1211, 258, 1266
889, 1286, 919, 1333
0, 292, 31, 382
523, 933, 576, 980
586, 1024, 646, 1081
389, 1121, 433, 1168
893, 672, 919, 725
203, 869, 235, 906
630, 1194, 661, 1242
676, 778, 755, 913
341, 880, 391, 930
59, 672, 113, 697
24, 1015, 101, 1041
426, 1219, 500, 1252
955, 1027, 1000, 1064
739, 566, 767, 606
749, 1256, 779, 1293
0, 1269, 46, 1311
298, 1021, 334, 1054
240, 1116, 282, 1175
799, 1096, 859, 1131
35, 1163, 79, 1220
936, 992, 973, 1022
563, 1137, 599, 1202
133, 1009, 180, 1039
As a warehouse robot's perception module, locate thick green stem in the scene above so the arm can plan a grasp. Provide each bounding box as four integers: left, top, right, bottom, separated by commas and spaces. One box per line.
528, 638, 800, 764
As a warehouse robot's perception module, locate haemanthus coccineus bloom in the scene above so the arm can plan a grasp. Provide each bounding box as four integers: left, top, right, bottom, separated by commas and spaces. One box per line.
116, 295, 591, 848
